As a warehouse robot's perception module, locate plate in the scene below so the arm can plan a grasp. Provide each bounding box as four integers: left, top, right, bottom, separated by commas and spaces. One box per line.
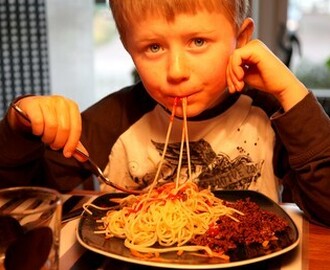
76, 190, 300, 269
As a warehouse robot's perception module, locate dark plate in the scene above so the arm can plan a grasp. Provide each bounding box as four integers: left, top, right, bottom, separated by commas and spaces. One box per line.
76, 190, 300, 269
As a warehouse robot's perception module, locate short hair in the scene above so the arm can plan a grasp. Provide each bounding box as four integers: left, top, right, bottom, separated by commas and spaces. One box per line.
109, 0, 250, 42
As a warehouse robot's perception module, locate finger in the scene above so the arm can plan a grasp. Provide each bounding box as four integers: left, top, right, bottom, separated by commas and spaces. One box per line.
227, 55, 244, 93
46, 98, 81, 156
227, 56, 237, 91
30, 107, 48, 138
39, 101, 60, 146
62, 102, 82, 158
18, 98, 47, 136
230, 51, 246, 91
48, 99, 71, 151
72, 142, 89, 162
226, 56, 236, 93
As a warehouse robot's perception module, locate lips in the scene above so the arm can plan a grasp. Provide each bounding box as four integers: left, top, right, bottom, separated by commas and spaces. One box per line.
169, 91, 198, 104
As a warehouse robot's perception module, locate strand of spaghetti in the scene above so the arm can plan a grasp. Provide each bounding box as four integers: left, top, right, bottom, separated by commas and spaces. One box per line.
147, 97, 178, 197
124, 238, 214, 256
96, 182, 242, 257
175, 101, 186, 189
182, 97, 192, 180
91, 94, 245, 258
82, 203, 119, 215
175, 97, 191, 189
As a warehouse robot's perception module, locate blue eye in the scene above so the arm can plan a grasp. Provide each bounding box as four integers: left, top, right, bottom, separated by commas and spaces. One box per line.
193, 38, 205, 47
149, 44, 161, 53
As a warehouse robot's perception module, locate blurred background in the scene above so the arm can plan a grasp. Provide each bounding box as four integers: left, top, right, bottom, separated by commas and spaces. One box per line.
1, 0, 330, 117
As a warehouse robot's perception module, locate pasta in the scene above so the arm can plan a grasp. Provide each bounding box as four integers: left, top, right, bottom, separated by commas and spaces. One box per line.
96, 181, 241, 256
93, 97, 242, 258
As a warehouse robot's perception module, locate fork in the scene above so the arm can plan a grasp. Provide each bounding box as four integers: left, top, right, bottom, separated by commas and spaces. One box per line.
11, 102, 142, 195
74, 148, 141, 194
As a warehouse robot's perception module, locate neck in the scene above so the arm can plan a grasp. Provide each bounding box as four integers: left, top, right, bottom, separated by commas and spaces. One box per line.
189, 92, 240, 121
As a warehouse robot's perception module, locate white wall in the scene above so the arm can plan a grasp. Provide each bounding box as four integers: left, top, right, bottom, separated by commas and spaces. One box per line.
46, 0, 94, 111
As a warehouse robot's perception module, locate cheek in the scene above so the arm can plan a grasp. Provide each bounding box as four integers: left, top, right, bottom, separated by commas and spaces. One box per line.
133, 54, 159, 80
134, 59, 157, 84
202, 44, 232, 75
134, 65, 165, 100
137, 68, 161, 92
201, 57, 228, 88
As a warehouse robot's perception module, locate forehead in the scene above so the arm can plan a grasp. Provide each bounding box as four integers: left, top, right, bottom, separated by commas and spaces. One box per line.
126, 0, 226, 21
130, 11, 232, 36
124, 11, 236, 53
110, 0, 244, 43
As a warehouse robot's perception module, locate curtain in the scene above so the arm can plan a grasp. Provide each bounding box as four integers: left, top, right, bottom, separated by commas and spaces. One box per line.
0, 0, 50, 117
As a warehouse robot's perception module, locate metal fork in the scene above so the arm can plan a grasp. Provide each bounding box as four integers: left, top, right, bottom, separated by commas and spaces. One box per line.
11, 102, 142, 195
74, 148, 141, 194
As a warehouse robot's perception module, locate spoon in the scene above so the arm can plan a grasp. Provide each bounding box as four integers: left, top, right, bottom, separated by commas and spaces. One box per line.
11, 102, 142, 195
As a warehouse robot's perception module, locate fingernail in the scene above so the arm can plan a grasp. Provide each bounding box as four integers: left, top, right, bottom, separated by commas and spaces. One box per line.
228, 84, 235, 93
63, 151, 72, 158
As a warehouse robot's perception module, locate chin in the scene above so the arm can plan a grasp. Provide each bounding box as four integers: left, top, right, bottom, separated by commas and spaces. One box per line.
175, 106, 202, 119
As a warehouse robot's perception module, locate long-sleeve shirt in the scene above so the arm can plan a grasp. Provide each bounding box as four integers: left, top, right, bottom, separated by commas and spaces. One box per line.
1, 82, 330, 226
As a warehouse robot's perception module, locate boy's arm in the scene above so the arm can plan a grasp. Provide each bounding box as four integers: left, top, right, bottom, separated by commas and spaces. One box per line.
0, 105, 90, 191
7, 95, 83, 158
273, 92, 330, 226
228, 39, 330, 225
0, 110, 44, 187
0, 95, 87, 190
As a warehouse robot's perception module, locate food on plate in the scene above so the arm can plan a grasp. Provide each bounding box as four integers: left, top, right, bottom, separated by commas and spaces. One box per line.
94, 181, 242, 260
88, 97, 294, 261
190, 198, 294, 261
91, 183, 294, 261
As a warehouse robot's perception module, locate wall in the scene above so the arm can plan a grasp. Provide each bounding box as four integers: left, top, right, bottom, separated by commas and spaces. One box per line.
46, 0, 94, 111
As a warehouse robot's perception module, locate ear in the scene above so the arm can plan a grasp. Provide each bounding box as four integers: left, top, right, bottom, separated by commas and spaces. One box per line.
236, 18, 255, 48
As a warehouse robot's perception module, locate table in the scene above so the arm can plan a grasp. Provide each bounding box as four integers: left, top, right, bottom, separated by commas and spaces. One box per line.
59, 194, 330, 270
307, 222, 330, 270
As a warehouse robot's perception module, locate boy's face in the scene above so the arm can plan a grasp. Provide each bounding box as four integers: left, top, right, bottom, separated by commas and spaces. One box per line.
125, 10, 244, 117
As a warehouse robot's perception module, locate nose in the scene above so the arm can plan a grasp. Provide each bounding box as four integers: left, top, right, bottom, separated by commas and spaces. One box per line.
167, 50, 189, 83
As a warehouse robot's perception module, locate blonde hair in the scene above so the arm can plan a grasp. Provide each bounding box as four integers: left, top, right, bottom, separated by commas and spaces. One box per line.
109, 0, 250, 41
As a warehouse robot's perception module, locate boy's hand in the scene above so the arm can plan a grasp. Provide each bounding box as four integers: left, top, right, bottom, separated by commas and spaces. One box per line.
226, 39, 308, 111
8, 95, 82, 158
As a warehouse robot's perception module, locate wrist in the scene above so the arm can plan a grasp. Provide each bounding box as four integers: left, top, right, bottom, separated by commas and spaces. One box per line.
275, 80, 309, 112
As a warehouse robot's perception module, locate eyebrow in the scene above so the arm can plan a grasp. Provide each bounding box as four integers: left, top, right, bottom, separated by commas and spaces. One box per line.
134, 28, 217, 43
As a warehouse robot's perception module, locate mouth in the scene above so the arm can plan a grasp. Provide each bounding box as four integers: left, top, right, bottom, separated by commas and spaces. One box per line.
169, 91, 197, 105
162, 90, 200, 117
167, 96, 187, 111
164, 96, 189, 119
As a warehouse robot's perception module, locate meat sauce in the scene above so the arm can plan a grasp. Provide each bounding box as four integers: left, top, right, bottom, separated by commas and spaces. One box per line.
190, 198, 294, 261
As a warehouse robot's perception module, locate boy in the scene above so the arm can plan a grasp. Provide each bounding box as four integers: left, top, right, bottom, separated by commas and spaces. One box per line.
1, 0, 330, 226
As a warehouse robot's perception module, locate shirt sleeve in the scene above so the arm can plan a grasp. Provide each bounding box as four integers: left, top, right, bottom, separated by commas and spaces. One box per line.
271, 91, 330, 226
0, 103, 92, 191
0, 112, 46, 187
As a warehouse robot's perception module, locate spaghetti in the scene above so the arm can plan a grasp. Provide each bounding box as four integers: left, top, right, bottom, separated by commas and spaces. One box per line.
94, 97, 241, 258
95, 181, 241, 257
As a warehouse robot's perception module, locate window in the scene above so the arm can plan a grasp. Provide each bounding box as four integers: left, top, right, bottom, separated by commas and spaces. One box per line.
93, 2, 135, 101
287, 0, 330, 90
